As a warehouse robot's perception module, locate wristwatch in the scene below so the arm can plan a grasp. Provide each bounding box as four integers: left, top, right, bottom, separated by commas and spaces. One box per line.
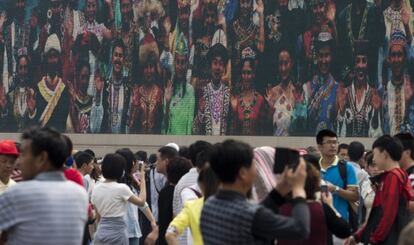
334, 186, 340, 193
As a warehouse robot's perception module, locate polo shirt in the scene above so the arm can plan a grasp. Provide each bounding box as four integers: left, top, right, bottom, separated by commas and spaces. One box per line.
320, 156, 358, 221
0, 171, 88, 245
0, 178, 16, 194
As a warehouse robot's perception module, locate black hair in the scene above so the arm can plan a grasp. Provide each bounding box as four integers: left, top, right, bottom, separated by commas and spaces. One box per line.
76, 60, 91, 76
21, 127, 68, 169
372, 135, 403, 162
148, 153, 157, 164
394, 133, 414, 159
135, 151, 148, 162
158, 146, 178, 160
365, 152, 374, 166
84, 149, 95, 157
112, 38, 127, 56
198, 166, 220, 200
101, 153, 126, 180
348, 141, 365, 162
195, 150, 211, 169
209, 140, 253, 183
189, 141, 212, 167
74, 151, 94, 169
303, 153, 321, 171
61, 134, 73, 158
316, 129, 337, 145
338, 143, 349, 152
179, 146, 190, 160
166, 156, 192, 184
116, 148, 137, 190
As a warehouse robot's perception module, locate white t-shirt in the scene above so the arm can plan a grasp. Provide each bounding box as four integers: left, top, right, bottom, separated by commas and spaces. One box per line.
91, 181, 134, 217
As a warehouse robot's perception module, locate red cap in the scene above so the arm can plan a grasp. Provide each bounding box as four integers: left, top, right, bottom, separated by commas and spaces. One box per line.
0, 140, 19, 157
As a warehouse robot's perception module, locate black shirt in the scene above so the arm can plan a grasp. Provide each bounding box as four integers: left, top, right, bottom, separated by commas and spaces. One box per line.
157, 184, 175, 245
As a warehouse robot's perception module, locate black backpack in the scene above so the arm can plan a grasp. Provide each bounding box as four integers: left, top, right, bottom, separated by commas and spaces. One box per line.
338, 160, 359, 232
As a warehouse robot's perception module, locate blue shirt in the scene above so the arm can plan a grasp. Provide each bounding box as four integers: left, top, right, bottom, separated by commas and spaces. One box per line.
320, 156, 358, 221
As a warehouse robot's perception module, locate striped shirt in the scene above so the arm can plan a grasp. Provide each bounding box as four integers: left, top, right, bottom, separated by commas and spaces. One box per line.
0, 171, 88, 245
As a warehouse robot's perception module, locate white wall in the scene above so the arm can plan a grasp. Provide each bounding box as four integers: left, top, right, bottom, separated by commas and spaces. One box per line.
0, 133, 375, 157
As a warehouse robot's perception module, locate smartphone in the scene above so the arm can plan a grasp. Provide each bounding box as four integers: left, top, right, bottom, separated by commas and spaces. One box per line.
137, 160, 144, 171
320, 185, 328, 193
273, 147, 300, 174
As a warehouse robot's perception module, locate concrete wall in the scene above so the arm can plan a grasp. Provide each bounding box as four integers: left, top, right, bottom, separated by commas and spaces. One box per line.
0, 133, 376, 157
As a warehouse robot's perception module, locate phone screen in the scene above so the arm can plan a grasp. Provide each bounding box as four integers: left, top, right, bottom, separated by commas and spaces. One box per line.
320, 185, 328, 193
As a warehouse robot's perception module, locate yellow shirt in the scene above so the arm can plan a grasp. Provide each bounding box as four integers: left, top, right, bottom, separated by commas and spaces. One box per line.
169, 197, 204, 245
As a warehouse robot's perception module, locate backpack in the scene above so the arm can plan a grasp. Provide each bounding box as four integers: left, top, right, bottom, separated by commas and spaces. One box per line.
338, 160, 359, 232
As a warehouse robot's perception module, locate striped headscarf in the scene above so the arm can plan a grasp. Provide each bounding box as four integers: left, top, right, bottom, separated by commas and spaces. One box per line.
253, 146, 277, 201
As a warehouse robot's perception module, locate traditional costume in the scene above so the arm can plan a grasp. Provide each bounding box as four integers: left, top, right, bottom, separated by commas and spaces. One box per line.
128, 34, 163, 134
382, 31, 413, 135
193, 43, 230, 135
163, 33, 195, 135
33, 34, 69, 132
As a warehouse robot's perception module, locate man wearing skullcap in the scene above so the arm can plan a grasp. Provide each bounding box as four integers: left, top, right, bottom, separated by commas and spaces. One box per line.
336, 40, 383, 137
33, 33, 70, 132
382, 31, 414, 135
0, 140, 19, 194
163, 32, 195, 135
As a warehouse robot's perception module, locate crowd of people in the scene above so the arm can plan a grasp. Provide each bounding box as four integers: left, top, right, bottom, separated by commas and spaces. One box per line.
1, 126, 414, 245
0, 0, 413, 136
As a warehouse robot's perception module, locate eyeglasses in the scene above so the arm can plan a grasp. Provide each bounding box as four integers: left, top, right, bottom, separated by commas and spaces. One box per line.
242, 70, 254, 75
322, 140, 339, 145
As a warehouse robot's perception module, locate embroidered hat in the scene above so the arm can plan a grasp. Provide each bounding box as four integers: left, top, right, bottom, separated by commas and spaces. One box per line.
0, 140, 19, 157
241, 46, 256, 60
44, 34, 61, 54
207, 43, 228, 64
316, 30, 334, 51
175, 32, 188, 56
390, 30, 407, 47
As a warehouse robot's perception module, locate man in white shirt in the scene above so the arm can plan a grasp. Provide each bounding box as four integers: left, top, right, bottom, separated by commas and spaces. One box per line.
0, 140, 19, 195
172, 140, 211, 245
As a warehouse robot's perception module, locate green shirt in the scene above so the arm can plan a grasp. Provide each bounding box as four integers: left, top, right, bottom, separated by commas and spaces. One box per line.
163, 83, 195, 135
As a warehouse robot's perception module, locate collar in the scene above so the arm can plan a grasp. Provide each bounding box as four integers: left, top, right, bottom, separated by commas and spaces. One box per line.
189, 168, 198, 174
319, 155, 339, 172
34, 171, 66, 181
215, 190, 247, 201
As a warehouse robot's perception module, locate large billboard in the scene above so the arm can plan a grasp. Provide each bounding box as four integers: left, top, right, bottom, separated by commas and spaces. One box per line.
0, 0, 413, 136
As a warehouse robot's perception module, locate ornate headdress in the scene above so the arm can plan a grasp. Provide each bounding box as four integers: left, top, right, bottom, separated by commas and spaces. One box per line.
390, 30, 407, 48
139, 33, 160, 64
136, 0, 165, 20
45, 34, 61, 54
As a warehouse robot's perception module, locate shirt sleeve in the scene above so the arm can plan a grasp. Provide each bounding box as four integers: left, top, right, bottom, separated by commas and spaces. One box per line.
119, 184, 134, 201
169, 202, 191, 235
252, 197, 310, 242
370, 173, 401, 243
0, 190, 17, 231
322, 203, 352, 238
346, 163, 358, 187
